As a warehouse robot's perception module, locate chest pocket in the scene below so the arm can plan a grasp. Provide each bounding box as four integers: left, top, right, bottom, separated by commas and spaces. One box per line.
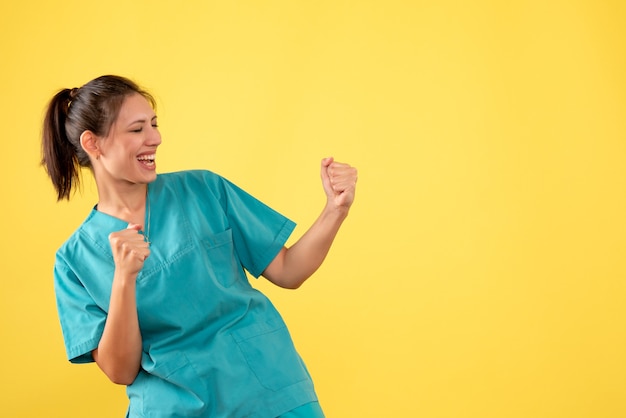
200, 228, 246, 288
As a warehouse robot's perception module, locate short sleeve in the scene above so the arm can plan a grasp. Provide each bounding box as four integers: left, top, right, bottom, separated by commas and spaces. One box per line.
218, 176, 296, 278
54, 255, 107, 363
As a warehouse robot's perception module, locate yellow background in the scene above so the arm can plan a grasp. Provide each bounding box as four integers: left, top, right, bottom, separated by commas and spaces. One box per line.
1, 1, 625, 417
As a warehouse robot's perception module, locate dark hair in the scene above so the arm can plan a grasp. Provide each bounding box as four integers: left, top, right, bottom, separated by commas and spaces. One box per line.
41, 75, 156, 200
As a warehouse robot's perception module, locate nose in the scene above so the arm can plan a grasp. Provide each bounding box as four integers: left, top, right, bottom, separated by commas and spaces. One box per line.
147, 125, 162, 146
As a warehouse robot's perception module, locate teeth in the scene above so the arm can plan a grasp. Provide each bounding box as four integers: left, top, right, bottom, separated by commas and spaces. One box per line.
137, 154, 155, 161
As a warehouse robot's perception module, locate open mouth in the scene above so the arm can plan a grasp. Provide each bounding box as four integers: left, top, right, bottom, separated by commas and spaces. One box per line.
137, 154, 156, 167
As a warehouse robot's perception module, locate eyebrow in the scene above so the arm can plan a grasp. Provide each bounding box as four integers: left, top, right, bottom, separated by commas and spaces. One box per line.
127, 115, 158, 127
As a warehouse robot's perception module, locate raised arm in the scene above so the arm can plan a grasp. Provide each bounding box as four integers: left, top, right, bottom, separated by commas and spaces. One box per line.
92, 224, 149, 385
262, 157, 358, 289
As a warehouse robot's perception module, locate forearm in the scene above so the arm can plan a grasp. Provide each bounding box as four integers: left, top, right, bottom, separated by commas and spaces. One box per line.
264, 204, 349, 289
93, 272, 142, 385
263, 157, 357, 289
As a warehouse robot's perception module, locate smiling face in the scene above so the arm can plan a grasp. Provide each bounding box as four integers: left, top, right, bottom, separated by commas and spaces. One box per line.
95, 93, 162, 188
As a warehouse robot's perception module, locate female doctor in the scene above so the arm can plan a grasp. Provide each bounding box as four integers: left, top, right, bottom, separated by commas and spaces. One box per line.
41, 75, 357, 418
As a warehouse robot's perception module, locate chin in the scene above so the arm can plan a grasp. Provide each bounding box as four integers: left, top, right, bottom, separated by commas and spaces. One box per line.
135, 171, 158, 184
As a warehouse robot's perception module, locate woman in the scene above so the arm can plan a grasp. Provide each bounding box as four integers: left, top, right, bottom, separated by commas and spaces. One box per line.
41, 75, 357, 418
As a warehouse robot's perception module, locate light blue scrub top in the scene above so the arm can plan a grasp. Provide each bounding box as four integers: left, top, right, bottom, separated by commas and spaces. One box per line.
54, 170, 319, 418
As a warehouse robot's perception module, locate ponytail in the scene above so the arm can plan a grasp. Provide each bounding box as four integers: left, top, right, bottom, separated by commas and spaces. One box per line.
41, 88, 81, 201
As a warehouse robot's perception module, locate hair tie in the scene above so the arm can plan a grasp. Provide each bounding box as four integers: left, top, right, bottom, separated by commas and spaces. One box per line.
67, 87, 79, 110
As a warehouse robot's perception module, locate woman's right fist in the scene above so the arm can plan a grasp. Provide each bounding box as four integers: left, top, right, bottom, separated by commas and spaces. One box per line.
108, 223, 150, 276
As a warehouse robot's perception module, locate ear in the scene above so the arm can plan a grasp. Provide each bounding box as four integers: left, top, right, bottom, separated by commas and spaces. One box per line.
79, 131, 101, 160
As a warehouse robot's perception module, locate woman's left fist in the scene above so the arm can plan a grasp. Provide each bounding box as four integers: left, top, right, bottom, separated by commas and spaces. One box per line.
321, 157, 358, 209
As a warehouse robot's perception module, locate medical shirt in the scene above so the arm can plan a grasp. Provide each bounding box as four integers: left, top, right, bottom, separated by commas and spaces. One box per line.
54, 170, 318, 418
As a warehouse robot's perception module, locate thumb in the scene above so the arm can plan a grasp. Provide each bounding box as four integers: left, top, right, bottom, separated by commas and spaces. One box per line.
320, 156, 333, 182
127, 223, 142, 231
320, 156, 335, 195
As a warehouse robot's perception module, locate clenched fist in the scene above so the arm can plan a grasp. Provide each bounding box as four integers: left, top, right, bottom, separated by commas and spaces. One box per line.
108, 223, 150, 277
321, 157, 358, 210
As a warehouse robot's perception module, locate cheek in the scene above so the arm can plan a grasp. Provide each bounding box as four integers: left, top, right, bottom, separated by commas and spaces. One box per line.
106, 148, 134, 166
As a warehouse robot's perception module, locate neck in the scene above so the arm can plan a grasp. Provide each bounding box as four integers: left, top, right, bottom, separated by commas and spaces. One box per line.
96, 182, 148, 224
